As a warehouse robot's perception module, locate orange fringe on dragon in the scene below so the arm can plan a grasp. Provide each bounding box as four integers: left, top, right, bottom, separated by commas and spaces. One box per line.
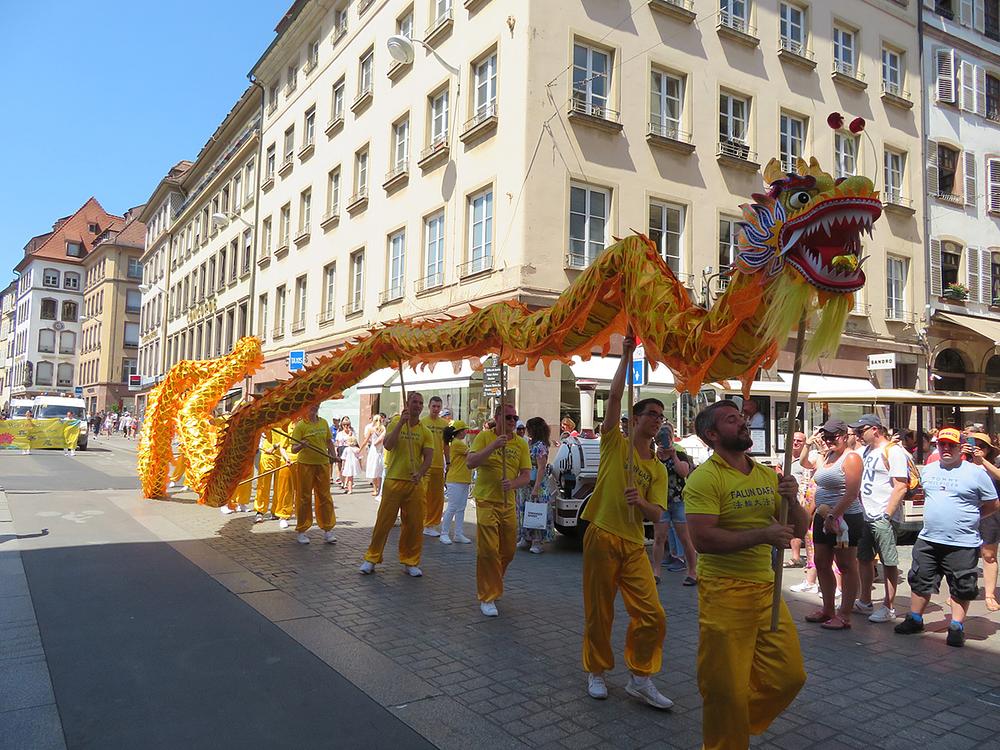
138, 157, 881, 507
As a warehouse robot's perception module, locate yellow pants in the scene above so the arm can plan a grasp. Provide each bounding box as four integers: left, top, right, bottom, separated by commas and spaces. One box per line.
254, 452, 280, 514
697, 577, 806, 750
229, 475, 252, 510
423, 468, 446, 528
476, 498, 518, 602
294, 463, 335, 532
364, 478, 424, 565
170, 455, 187, 484
582, 524, 665, 676
64, 425, 80, 450
273, 464, 296, 519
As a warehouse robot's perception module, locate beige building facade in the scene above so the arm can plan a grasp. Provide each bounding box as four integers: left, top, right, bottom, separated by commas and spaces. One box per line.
238, 0, 926, 440
79, 207, 146, 414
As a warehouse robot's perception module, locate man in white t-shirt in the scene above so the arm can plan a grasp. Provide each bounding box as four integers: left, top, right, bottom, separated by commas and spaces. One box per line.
851, 414, 909, 624
742, 399, 766, 430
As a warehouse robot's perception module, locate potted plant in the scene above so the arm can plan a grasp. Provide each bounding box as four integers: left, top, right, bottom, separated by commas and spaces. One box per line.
943, 282, 970, 301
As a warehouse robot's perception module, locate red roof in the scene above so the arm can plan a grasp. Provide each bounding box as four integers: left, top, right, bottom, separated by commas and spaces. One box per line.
16, 197, 124, 272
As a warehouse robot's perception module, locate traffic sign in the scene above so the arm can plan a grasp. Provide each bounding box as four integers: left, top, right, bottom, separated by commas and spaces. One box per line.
128, 374, 142, 391
288, 350, 306, 371
74, 386, 83, 397
631, 345, 645, 386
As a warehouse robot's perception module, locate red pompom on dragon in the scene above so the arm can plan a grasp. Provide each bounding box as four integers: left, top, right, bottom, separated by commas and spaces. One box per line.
138, 152, 881, 507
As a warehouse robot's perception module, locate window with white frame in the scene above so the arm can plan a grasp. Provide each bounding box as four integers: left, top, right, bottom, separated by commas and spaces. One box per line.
435, 0, 452, 21
258, 294, 268, 338
468, 188, 493, 273
718, 215, 740, 287
359, 48, 374, 95
57, 363, 74, 387
262, 217, 273, 254
431, 89, 449, 144
304, 107, 316, 146
387, 230, 406, 299
276, 285, 287, 330
882, 46, 902, 95
719, 92, 749, 145
268, 82, 279, 111
833, 26, 857, 76
779, 3, 805, 52
40, 298, 57, 321
283, 127, 295, 163
834, 132, 858, 178
266, 144, 276, 178
286, 63, 298, 93
38, 329, 55, 353
332, 79, 345, 122
59, 330, 75, 354
355, 147, 369, 195
886, 256, 907, 319
299, 189, 312, 232
779, 113, 806, 173
720, 0, 749, 29
233, 173, 242, 208
398, 10, 413, 39
392, 117, 409, 171
650, 69, 683, 138
335, 6, 348, 35
473, 52, 497, 117
649, 201, 684, 275
43, 268, 59, 287
884, 149, 905, 203
572, 42, 611, 116
937, 143, 959, 197
323, 263, 336, 320
294, 276, 307, 327
36, 361, 53, 386
350, 250, 365, 310
127, 257, 143, 279
327, 168, 341, 213
424, 211, 445, 286
568, 183, 609, 268
308, 38, 319, 70
279, 204, 291, 246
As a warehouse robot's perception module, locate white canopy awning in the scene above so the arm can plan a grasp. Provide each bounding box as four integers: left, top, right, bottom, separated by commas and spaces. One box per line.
569, 356, 675, 386
355, 368, 396, 395
356, 360, 485, 395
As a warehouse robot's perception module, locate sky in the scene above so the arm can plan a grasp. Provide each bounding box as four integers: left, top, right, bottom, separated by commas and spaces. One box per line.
0, 1, 284, 273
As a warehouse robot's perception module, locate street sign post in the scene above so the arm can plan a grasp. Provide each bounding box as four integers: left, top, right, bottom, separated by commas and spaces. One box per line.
482, 358, 506, 398
631, 345, 646, 387
288, 350, 306, 372
74, 386, 84, 397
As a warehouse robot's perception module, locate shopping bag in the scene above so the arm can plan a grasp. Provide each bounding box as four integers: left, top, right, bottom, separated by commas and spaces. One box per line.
523, 501, 548, 530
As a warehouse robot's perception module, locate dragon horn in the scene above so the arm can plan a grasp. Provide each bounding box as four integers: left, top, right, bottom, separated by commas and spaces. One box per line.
763, 158, 785, 184
795, 157, 809, 176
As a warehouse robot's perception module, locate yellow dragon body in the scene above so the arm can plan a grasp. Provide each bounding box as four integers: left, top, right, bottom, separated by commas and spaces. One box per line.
138, 157, 881, 506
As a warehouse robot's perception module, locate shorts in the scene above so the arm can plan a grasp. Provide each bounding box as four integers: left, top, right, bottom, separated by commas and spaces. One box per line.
907, 537, 980, 601
857, 516, 899, 566
659, 500, 687, 525
980, 513, 1000, 546
811, 511, 864, 547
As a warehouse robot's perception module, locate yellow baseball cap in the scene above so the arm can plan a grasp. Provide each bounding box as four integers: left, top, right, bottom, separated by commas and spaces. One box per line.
451, 420, 467, 432
937, 428, 961, 444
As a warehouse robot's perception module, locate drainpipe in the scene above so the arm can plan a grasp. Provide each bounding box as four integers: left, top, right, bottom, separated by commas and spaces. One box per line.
245, 73, 267, 397
918, 6, 933, 390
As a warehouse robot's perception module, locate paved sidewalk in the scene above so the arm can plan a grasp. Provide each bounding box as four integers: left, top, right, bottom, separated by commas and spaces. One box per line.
136, 476, 1000, 750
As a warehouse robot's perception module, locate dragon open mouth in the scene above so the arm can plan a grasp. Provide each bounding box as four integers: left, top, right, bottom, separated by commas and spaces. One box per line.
779, 197, 882, 293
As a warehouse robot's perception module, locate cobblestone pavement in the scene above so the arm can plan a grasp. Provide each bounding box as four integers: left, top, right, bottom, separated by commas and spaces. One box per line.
139, 467, 1000, 750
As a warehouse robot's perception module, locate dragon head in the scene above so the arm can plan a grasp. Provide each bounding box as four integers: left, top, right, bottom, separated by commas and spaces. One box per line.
736, 156, 882, 294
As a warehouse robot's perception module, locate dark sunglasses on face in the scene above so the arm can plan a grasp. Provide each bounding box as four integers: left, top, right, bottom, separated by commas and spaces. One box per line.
504, 415, 518, 421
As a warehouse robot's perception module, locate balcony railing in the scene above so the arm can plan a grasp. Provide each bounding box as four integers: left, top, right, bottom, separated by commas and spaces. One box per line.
283, 80, 297, 97
883, 190, 913, 209
424, 9, 454, 45
646, 121, 693, 147
415, 271, 444, 294
320, 205, 340, 228
272, 325, 285, 340
344, 299, 364, 317
717, 139, 758, 164
458, 255, 492, 278
461, 102, 498, 141
352, 84, 373, 111
291, 315, 306, 333
418, 137, 450, 167
333, 24, 348, 44
379, 286, 404, 305
565, 252, 592, 270
383, 161, 409, 189
318, 308, 336, 325
279, 154, 294, 174
832, 60, 866, 86
717, 10, 758, 42
304, 59, 318, 76
778, 36, 815, 63
346, 187, 369, 211
568, 96, 622, 128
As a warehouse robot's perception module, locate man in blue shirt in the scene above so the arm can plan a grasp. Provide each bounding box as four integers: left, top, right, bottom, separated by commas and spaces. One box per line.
895, 428, 999, 646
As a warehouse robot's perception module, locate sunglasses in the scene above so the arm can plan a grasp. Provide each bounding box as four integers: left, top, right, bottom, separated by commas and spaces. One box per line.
504, 414, 519, 421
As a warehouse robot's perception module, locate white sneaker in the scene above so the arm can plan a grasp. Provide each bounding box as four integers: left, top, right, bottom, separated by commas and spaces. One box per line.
480, 601, 499, 617
324, 530, 337, 544
279, 519, 289, 529
238, 504, 251, 513
220, 506, 234, 515
63, 449, 68, 455
516, 538, 531, 550
423, 527, 441, 537
790, 581, 819, 593
869, 605, 896, 623
853, 600, 874, 615
625, 676, 674, 710
455, 534, 472, 544
439, 534, 453, 545
587, 673, 608, 700
529, 544, 543, 554
404, 565, 423, 577
168, 481, 176, 489
70, 450, 75, 457
359, 561, 375, 575
296, 533, 310, 544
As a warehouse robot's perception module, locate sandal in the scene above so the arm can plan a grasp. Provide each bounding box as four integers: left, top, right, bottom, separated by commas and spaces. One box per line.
821, 615, 851, 630
783, 558, 804, 568
805, 610, 834, 623
986, 597, 1000, 612
682, 576, 697, 586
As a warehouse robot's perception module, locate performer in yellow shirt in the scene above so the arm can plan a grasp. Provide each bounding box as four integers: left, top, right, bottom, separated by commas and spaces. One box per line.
360, 392, 433, 576
270, 420, 297, 528
254, 421, 294, 524
421, 395, 449, 536
467, 402, 531, 617
440, 421, 472, 544
684, 400, 808, 750
581, 336, 672, 709
290, 405, 337, 545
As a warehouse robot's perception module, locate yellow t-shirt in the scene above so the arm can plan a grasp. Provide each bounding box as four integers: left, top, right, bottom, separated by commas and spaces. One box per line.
384, 418, 434, 481
273, 424, 296, 463
471, 429, 531, 504
446, 439, 472, 484
683, 452, 780, 584
581, 427, 667, 545
421, 415, 449, 469
290, 418, 332, 466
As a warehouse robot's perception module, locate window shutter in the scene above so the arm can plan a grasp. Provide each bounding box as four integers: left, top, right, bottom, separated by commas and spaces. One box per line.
936, 49, 955, 103
979, 247, 993, 304
975, 66, 987, 117
967, 245, 981, 302
989, 158, 1000, 213
960, 60, 975, 111
930, 239, 943, 297
965, 151, 977, 207
975, 0, 986, 32
926, 141, 939, 196
960, 0, 974, 26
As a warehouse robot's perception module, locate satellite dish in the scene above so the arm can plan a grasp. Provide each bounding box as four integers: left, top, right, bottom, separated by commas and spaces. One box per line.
386, 35, 415, 65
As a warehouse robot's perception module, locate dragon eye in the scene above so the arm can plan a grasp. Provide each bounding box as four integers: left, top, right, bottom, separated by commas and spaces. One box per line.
790, 191, 811, 207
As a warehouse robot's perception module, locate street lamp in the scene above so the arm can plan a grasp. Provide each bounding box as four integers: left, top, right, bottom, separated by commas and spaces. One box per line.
212, 211, 253, 229
385, 35, 460, 76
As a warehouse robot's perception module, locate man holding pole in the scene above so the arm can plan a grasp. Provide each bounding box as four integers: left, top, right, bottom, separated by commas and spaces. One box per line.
581, 335, 672, 709
466, 401, 531, 616
422, 395, 449, 537
684, 400, 808, 750
360, 392, 433, 577
290, 404, 337, 545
